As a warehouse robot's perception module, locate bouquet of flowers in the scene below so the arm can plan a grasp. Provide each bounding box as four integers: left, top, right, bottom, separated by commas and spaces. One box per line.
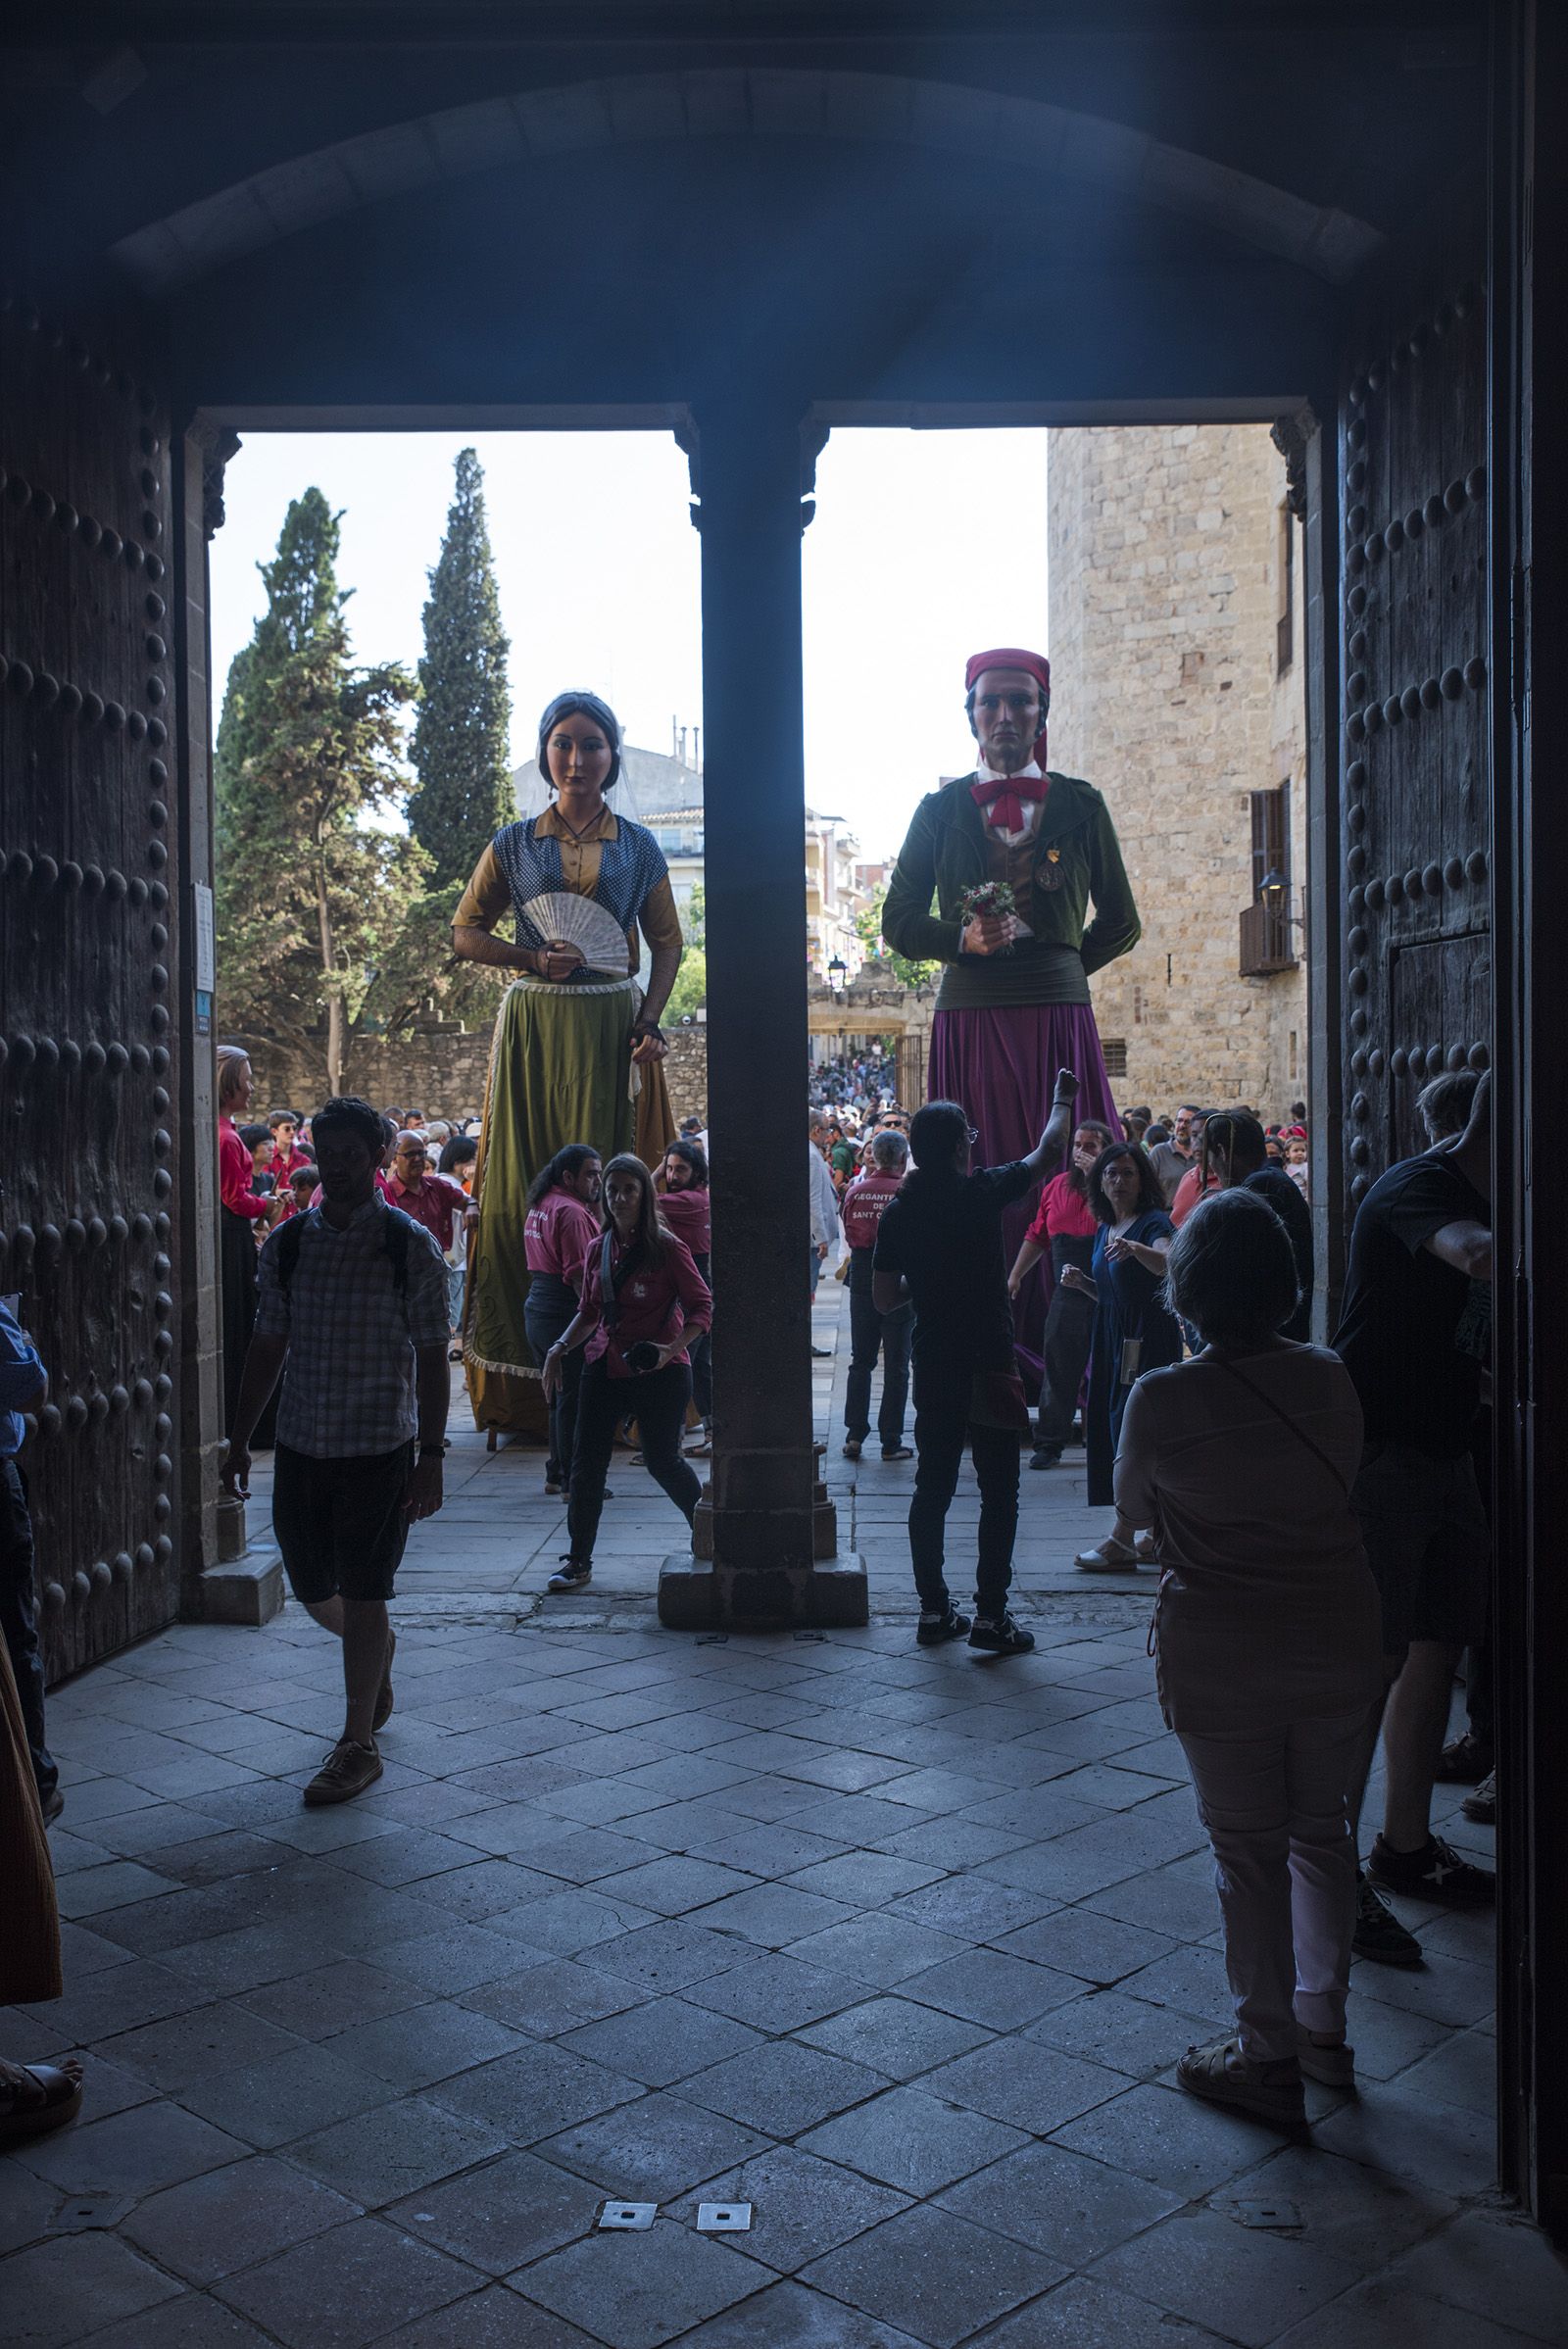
957, 880, 1032, 954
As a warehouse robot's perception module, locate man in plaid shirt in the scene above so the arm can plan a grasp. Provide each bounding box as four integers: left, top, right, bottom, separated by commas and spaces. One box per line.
221, 1097, 451, 1807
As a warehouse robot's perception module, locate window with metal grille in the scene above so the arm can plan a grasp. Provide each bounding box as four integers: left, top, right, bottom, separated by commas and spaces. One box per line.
1240, 782, 1297, 974
1102, 1037, 1128, 1077
1277, 502, 1296, 674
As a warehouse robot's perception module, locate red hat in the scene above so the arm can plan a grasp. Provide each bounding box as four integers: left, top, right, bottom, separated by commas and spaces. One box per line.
965, 648, 1051, 762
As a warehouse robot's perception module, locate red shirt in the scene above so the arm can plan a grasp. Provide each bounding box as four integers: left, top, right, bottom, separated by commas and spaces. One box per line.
220, 1116, 270, 1220
842, 1170, 904, 1252
1170, 1162, 1221, 1228
1025, 1171, 1098, 1247
271, 1142, 310, 1183
578, 1232, 712, 1378
387, 1171, 468, 1251
525, 1190, 601, 1280
659, 1186, 711, 1261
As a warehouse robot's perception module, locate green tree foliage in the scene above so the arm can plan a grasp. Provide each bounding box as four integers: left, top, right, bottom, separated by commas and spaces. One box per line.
409, 448, 514, 888
663, 883, 706, 1018
214, 488, 426, 1096
855, 884, 938, 989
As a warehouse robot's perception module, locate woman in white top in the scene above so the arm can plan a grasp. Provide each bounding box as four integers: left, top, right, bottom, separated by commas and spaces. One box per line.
1115, 1188, 1383, 2131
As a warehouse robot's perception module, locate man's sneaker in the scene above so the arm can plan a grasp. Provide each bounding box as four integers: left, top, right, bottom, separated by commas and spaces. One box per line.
39, 1785, 64, 1827
1296, 2026, 1357, 2090
303, 1737, 383, 1807
1368, 1833, 1495, 1908
1030, 1447, 1061, 1471
548, 1558, 592, 1592
1177, 2034, 1305, 2130
917, 1604, 970, 1646
372, 1627, 397, 1733
1436, 1731, 1493, 1784
968, 1613, 1036, 1656
843, 1439, 863, 1460
881, 1444, 913, 1462
1461, 1770, 1495, 1825
1352, 1871, 1424, 1967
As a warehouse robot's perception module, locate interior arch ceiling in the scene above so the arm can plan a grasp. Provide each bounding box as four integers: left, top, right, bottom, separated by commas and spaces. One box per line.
111, 67, 1383, 298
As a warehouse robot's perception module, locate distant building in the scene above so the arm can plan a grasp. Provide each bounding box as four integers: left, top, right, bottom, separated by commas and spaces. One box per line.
1046, 422, 1308, 1119
512, 746, 875, 985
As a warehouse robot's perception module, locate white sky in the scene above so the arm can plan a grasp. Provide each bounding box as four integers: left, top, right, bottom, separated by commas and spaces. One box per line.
208, 426, 1049, 862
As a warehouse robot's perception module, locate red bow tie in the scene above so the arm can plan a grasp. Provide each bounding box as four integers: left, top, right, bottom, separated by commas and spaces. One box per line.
971, 771, 1048, 833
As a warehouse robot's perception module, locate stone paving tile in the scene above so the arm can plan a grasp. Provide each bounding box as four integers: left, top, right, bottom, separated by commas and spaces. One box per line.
285, 2094, 511, 2206
512, 2220, 766, 2349
51, 2295, 277, 2348
380, 2282, 606, 2346
424, 2037, 639, 2142
460, 1956, 643, 2036
977, 2271, 1235, 2347
681, 2038, 886, 2135
685, 1950, 865, 2033
1049, 2079, 1288, 2198
535, 2089, 774, 2200
13, 2098, 248, 2198
385, 2146, 598, 2276
213, 2217, 475, 2349
901, 1946, 1083, 2030
796, 1994, 992, 2081
1027, 1983, 1225, 2077
559, 1992, 764, 2088
800, 2084, 1029, 2197
800, 2201, 1064, 2348
995, 1905, 1177, 1984
786, 1911, 970, 1989
667, 2144, 912, 2276
321, 1997, 525, 2089
172, 2040, 396, 2149
1309, 2080, 1497, 2199
0, 2232, 183, 2349
120, 2153, 359, 2284
1383, 2209, 1568, 2341
97, 1996, 305, 2091
237, 1958, 431, 2042
920, 2036, 1126, 2136
675, 2275, 925, 2345
937, 2139, 1184, 2268
1092, 2208, 1361, 2347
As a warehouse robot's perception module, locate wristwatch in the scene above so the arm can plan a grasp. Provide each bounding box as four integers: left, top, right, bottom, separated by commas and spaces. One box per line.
418, 1441, 449, 1458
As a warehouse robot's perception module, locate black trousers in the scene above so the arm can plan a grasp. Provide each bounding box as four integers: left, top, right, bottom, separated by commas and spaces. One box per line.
524, 1275, 583, 1484
1035, 1267, 1095, 1454
0, 1458, 57, 1799
845, 1279, 912, 1447
908, 1390, 1018, 1621
568, 1358, 701, 1563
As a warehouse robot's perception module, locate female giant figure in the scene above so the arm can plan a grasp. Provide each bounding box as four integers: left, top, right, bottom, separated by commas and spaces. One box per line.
453, 692, 682, 1440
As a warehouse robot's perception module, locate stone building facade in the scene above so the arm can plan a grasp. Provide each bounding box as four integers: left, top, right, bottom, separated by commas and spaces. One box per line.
1047, 423, 1308, 1120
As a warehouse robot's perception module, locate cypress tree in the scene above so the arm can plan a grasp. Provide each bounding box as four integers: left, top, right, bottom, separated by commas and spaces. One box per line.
214, 488, 424, 1095
409, 447, 514, 887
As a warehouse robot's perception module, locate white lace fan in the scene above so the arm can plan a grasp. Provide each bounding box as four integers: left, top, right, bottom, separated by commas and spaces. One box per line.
518, 892, 630, 979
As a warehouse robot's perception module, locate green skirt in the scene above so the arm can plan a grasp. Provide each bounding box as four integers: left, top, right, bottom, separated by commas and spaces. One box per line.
465, 976, 675, 1435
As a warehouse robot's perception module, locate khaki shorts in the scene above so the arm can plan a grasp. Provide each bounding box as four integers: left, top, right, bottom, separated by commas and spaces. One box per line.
1350, 1440, 1490, 1658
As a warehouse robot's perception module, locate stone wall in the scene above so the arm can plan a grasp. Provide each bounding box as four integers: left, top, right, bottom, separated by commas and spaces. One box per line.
242, 1020, 710, 1137
1047, 424, 1309, 1120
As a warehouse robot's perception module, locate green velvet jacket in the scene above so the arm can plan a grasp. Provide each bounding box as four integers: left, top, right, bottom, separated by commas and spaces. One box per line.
881, 770, 1141, 1011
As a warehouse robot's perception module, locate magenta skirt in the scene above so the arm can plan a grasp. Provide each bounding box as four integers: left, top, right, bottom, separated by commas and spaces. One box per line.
928, 1003, 1122, 1387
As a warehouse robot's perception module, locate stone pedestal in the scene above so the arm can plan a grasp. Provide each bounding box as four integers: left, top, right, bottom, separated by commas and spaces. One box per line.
658, 1553, 868, 1631
201, 1544, 284, 1625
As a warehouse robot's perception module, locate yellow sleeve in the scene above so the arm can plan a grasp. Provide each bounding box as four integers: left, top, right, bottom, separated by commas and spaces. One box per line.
639, 876, 683, 957
453, 843, 512, 933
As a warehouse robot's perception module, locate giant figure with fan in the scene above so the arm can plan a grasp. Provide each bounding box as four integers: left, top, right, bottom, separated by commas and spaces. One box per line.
881, 651, 1139, 1379
453, 691, 682, 1441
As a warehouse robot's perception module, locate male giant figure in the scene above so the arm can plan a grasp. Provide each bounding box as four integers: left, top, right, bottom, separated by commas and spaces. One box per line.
882, 648, 1140, 1364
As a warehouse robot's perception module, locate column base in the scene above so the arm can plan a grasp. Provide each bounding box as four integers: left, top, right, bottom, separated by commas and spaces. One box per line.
200, 1544, 285, 1626
658, 1553, 868, 1631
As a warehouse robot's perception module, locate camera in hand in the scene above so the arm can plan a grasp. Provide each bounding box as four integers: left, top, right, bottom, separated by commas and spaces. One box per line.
624, 1340, 663, 1374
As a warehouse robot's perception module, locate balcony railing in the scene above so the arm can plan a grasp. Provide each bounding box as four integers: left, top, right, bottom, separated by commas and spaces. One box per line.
1239, 896, 1298, 976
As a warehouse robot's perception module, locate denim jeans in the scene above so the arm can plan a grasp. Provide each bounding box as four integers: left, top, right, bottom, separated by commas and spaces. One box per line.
524, 1276, 582, 1486
0, 1458, 57, 1800
908, 1394, 1018, 1620
845, 1283, 911, 1448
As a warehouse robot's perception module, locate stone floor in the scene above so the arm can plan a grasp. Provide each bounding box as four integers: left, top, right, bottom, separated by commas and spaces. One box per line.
5, 1281, 1564, 2348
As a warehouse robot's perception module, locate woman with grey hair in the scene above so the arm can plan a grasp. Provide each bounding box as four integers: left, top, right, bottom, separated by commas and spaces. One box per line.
841, 1129, 914, 1462
1114, 1188, 1383, 2130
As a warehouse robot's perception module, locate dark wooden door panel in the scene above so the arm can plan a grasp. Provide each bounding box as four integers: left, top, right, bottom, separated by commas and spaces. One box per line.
0, 305, 181, 1678
1342, 234, 1491, 1214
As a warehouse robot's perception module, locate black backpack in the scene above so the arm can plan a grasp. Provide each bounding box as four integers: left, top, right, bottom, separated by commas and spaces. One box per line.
273, 1205, 413, 1299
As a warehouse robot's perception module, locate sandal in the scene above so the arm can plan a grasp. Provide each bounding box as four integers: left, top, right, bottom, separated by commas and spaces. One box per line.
1075, 1538, 1139, 1573
0, 2058, 84, 2146
1176, 2033, 1305, 2129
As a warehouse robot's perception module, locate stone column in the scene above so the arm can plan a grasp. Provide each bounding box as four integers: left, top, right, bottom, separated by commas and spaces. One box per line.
658, 401, 862, 1629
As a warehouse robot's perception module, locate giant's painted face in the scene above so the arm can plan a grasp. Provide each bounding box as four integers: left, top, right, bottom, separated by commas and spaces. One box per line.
969, 668, 1046, 773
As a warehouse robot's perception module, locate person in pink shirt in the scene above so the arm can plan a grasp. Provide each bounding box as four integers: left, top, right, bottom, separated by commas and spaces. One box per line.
841, 1130, 914, 1462
1008, 1117, 1113, 1468
522, 1146, 604, 1495
659, 1139, 711, 1456
217, 1047, 276, 1440
542, 1155, 711, 1591
386, 1133, 474, 1252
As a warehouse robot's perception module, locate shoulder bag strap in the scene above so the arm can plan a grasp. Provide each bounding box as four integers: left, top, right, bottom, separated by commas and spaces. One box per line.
1206, 1349, 1351, 1498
